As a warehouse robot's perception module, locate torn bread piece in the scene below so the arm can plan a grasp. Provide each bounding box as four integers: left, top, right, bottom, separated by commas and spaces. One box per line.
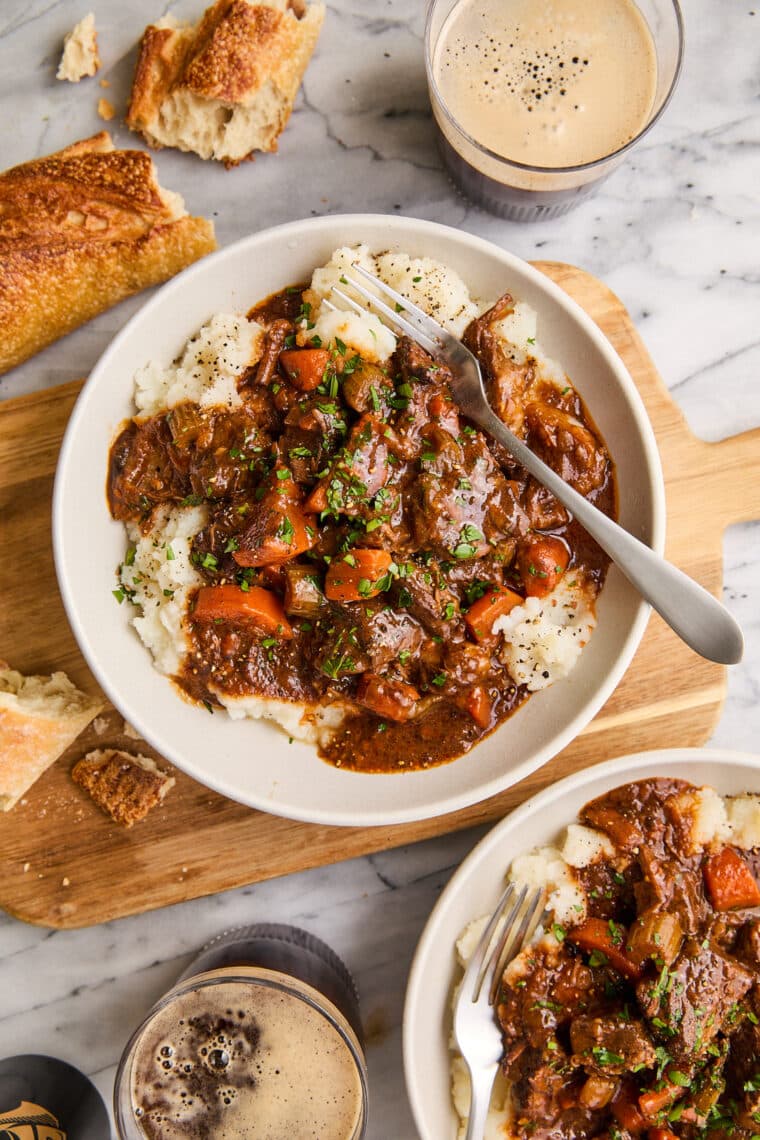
0, 665, 104, 811
126, 0, 325, 166
0, 132, 216, 375
72, 748, 175, 827
57, 12, 101, 82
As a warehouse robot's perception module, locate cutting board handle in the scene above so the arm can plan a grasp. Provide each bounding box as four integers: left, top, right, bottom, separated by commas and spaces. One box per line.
696, 427, 760, 530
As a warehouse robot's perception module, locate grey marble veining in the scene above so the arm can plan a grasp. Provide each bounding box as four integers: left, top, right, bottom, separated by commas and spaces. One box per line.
1, 1, 759, 1136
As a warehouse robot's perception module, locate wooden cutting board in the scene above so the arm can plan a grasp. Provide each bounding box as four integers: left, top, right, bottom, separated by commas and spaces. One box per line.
2, 262, 758, 930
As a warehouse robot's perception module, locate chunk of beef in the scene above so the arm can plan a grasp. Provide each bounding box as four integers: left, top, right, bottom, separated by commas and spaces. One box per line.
498, 941, 596, 1053
284, 396, 347, 453
463, 292, 538, 431
253, 318, 292, 386
724, 1013, 760, 1123
733, 918, 760, 969
395, 564, 459, 639
581, 779, 691, 856
108, 417, 188, 521
410, 431, 528, 560
396, 335, 452, 387
525, 401, 608, 496
441, 640, 491, 691
278, 426, 332, 485
508, 1046, 568, 1129
350, 606, 425, 673
314, 415, 391, 522
634, 849, 708, 937
636, 938, 753, 1059
569, 1014, 657, 1075
523, 477, 570, 530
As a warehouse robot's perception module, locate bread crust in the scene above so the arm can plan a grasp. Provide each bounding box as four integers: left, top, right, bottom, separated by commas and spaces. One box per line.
127, 1, 325, 164
0, 667, 104, 811
0, 132, 217, 376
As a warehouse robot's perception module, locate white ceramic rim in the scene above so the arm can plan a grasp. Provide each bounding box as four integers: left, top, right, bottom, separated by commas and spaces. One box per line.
402, 747, 760, 1139
53, 214, 666, 827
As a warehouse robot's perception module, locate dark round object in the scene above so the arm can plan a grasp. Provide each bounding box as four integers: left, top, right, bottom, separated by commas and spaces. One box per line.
0, 1054, 110, 1138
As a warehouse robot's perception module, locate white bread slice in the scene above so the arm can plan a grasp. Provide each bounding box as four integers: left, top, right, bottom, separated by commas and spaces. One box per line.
0, 665, 104, 810
127, 0, 325, 166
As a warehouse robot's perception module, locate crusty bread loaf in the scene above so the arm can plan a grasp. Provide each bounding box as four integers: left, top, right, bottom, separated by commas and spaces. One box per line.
0, 132, 217, 376
126, 0, 325, 166
0, 664, 104, 811
72, 748, 175, 826
56, 12, 101, 82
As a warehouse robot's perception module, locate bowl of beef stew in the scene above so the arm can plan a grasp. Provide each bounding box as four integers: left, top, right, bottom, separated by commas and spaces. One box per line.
54, 215, 663, 825
404, 749, 760, 1139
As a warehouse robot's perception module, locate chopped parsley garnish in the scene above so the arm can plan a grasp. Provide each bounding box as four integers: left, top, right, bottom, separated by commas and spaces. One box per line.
278, 517, 295, 545
592, 1047, 624, 1066
452, 523, 483, 560
201, 552, 218, 570
224, 536, 239, 553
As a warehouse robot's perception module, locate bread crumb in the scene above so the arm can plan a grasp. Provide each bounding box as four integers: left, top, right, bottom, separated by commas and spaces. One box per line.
72, 748, 175, 827
99, 77, 111, 88
92, 715, 109, 735
98, 97, 115, 121
23, 862, 30, 872
62, 877, 70, 887
57, 13, 101, 82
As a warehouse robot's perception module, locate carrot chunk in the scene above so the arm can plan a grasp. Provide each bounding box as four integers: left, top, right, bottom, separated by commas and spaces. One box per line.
517, 536, 570, 598
465, 587, 524, 642
192, 585, 293, 638
427, 391, 460, 433
611, 1083, 647, 1134
304, 482, 328, 513
278, 348, 331, 391
324, 549, 392, 602
648, 1128, 681, 1140
638, 1084, 681, 1120
355, 674, 420, 722
567, 917, 643, 981
464, 685, 492, 728
703, 847, 760, 911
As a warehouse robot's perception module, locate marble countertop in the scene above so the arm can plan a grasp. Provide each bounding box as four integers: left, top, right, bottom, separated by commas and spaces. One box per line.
1, 0, 758, 1135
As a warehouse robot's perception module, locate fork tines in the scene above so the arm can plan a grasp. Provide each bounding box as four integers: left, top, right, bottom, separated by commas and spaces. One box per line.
326, 262, 448, 357
465, 883, 547, 1007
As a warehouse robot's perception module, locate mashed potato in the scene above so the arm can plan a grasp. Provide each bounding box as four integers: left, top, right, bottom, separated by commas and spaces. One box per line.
117, 245, 596, 745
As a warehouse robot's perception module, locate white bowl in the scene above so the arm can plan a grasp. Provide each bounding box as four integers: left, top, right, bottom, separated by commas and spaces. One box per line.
403, 748, 760, 1139
53, 214, 664, 827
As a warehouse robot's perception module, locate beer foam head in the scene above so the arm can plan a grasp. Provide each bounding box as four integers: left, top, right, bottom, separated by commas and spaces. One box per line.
130, 979, 364, 1140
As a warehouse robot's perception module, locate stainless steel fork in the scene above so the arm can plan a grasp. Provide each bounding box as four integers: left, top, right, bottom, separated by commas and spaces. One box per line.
327, 264, 744, 665
453, 883, 546, 1140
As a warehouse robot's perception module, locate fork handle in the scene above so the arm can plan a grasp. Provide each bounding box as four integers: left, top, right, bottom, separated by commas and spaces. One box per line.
464, 1061, 500, 1140
475, 407, 744, 665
